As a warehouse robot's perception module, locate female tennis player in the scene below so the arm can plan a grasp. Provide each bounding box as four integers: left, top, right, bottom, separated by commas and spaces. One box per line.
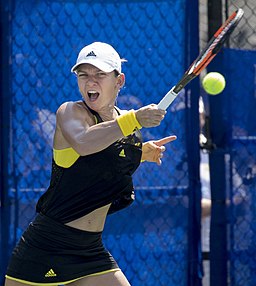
5, 42, 176, 286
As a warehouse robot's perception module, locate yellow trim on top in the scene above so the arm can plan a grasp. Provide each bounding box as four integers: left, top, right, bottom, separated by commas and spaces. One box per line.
53, 147, 80, 168
93, 114, 98, 124
5, 268, 120, 285
52, 114, 98, 168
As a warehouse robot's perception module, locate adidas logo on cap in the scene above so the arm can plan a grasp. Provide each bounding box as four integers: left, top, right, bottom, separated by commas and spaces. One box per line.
86, 51, 96, 57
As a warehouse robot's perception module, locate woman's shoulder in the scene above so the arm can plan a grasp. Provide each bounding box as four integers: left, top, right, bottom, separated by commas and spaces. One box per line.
57, 100, 88, 114
57, 100, 84, 109
56, 101, 91, 122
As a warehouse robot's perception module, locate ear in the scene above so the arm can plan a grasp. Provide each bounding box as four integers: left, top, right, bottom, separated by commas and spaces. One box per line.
117, 73, 125, 88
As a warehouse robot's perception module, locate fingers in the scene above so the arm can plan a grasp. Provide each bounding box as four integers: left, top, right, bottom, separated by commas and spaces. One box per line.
154, 136, 177, 165
156, 151, 164, 166
135, 104, 166, 128
154, 145, 165, 165
154, 135, 177, 147
159, 146, 166, 152
142, 136, 176, 165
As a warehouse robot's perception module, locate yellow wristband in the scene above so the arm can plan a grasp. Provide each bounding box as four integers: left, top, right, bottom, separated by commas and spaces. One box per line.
116, 110, 142, 136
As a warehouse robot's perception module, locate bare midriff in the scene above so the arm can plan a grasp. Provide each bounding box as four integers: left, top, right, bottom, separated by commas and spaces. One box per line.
65, 204, 111, 232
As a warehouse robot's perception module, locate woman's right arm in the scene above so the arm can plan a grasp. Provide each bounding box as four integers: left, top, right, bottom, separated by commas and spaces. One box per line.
55, 102, 166, 156
55, 102, 123, 156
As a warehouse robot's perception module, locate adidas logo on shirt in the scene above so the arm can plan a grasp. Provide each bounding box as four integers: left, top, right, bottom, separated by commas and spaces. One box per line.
45, 268, 57, 277
119, 149, 126, 157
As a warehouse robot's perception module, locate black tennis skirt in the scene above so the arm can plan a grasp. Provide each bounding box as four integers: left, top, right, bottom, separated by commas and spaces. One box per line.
6, 213, 119, 285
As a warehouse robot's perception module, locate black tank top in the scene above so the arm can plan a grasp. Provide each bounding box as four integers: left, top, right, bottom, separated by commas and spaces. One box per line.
36, 105, 143, 223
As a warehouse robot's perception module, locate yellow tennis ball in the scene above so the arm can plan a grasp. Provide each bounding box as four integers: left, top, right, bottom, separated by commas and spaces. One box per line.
202, 72, 226, 95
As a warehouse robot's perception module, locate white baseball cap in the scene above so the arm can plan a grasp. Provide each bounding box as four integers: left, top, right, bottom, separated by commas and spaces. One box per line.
71, 42, 124, 73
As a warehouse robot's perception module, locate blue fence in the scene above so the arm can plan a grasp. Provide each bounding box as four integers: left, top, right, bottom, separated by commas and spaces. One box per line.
0, 1, 202, 286
2, 1, 256, 286
0, 0, 256, 286
224, 49, 256, 286
206, 46, 256, 286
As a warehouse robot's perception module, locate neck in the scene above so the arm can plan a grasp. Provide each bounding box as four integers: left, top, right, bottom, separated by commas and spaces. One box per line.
99, 105, 118, 121
83, 101, 118, 121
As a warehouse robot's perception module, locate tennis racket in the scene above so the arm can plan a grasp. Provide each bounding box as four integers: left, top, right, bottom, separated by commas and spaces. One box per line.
158, 8, 244, 110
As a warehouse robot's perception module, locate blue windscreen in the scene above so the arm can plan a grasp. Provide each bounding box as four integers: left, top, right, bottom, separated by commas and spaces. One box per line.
222, 49, 256, 286
2, 1, 199, 286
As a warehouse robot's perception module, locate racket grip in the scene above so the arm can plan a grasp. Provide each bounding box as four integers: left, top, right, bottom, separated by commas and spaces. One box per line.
157, 87, 178, 110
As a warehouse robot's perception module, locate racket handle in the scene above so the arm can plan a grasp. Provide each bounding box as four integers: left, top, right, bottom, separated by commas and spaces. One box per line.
157, 87, 178, 110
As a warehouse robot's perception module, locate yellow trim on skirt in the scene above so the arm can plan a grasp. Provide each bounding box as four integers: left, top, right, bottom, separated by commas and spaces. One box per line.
6, 268, 120, 285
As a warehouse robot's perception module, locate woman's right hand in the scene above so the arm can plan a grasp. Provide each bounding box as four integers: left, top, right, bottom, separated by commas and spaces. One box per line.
135, 104, 167, 128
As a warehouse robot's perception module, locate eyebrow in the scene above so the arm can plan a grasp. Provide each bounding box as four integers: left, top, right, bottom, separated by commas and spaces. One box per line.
77, 70, 88, 74
77, 70, 106, 74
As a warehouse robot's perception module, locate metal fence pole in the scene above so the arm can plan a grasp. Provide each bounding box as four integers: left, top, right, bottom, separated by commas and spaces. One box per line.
185, 1, 203, 286
207, 1, 228, 285
0, 1, 13, 284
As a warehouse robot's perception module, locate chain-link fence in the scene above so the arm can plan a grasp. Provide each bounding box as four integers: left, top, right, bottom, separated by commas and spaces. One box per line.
228, 0, 256, 50
227, 1, 256, 285
1, 1, 202, 285
3, 0, 255, 285
199, 1, 256, 285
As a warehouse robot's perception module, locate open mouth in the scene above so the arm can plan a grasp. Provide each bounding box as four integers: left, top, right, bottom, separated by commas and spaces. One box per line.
88, 90, 99, 102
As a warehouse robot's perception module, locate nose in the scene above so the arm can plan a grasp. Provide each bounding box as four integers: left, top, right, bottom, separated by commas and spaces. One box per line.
85, 75, 98, 87
86, 75, 96, 83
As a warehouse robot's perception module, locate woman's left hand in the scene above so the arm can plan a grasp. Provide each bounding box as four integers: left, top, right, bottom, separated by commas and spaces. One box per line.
141, 135, 177, 165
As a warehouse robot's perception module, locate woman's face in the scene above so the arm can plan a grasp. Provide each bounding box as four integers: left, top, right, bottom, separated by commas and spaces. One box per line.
76, 64, 124, 111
